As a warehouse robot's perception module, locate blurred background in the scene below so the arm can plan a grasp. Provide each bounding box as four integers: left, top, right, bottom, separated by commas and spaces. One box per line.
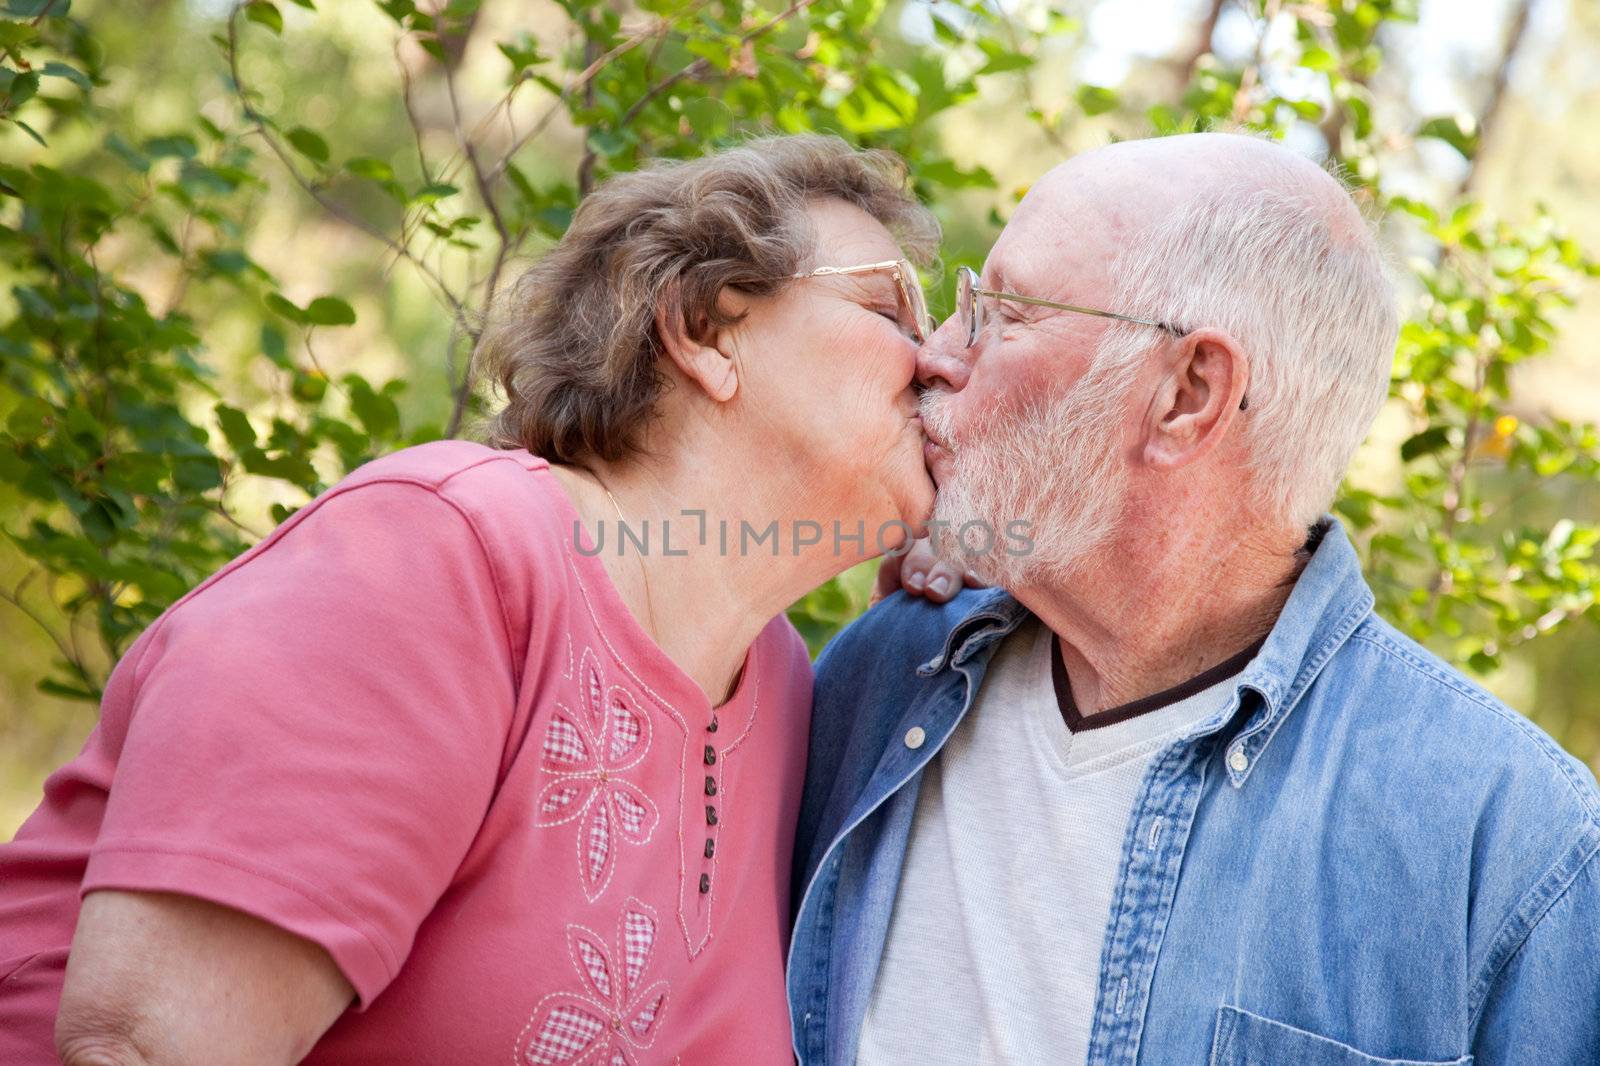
2, 0, 1597, 835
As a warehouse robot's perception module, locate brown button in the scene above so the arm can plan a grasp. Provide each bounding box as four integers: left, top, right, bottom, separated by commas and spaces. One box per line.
704, 744, 716, 766
699, 873, 711, 894
708, 714, 719, 734
704, 776, 717, 797
704, 838, 715, 859
705, 805, 718, 826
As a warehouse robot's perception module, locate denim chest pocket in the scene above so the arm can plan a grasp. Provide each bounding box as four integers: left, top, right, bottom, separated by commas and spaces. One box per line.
1210, 1006, 1473, 1066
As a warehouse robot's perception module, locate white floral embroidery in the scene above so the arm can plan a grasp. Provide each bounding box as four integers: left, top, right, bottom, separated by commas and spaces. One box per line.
535, 647, 660, 902
514, 898, 671, 1066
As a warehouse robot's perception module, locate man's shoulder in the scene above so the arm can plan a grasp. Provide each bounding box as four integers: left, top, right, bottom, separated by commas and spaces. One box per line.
815, 588, 993, 694
1327, 613, 1600, 825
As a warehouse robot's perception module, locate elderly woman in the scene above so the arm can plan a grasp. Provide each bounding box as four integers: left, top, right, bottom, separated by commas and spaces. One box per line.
0, 134, 938, 1065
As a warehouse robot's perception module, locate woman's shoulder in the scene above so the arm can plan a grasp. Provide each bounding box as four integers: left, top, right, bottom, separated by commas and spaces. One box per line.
342, 439, 547, 497
339, 439, 567, 546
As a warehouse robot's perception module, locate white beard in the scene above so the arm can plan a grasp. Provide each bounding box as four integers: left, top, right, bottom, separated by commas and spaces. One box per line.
919, 361, 1131, 589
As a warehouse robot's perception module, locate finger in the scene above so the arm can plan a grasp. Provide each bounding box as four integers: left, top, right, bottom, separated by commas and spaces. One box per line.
963, 569, 988, 589
871, 551, 905, 604
900, 538, 940, 595
923, 562, 966, 603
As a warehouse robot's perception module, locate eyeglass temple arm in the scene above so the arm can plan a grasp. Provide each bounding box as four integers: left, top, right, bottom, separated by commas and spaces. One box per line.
975, 286, 1182, 336
794, 261, 904, 279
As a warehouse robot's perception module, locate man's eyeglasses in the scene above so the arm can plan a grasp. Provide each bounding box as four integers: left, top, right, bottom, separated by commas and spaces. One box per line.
793, 258, 937, 344
955, 265, 1181, 349
953, 265, 1246, 409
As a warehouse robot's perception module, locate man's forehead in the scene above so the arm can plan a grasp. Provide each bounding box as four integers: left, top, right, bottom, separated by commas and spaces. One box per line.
986, 173, 1143, 294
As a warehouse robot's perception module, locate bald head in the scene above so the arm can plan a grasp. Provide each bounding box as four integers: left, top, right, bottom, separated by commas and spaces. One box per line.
1024, 133, 1369, 271
992, 132, 1396, 528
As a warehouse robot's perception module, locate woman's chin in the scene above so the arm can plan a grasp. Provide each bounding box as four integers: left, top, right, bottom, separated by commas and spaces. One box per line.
894, 462, 938, 539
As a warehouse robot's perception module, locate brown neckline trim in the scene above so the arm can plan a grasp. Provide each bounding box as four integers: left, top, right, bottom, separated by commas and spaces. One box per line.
1051, 633, 1267, 734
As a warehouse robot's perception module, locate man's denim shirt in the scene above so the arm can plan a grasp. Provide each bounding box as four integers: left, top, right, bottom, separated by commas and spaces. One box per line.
785, 521, 1600, 1066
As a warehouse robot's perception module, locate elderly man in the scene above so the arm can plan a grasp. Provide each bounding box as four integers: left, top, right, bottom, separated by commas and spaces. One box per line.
785, 133, 1600, 1066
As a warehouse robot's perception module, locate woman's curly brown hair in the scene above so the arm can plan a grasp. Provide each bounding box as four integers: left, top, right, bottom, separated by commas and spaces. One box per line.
474, 134, 940, 463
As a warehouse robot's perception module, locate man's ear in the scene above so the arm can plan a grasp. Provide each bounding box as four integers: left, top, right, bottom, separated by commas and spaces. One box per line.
1141, 327, 1248, 470
654, 285, 741, 404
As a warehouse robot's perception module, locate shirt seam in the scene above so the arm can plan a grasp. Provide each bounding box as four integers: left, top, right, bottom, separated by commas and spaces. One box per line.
1465, 827, 1600, 1031
129, 463, 526, 699
86, 837, 401, 980
1345, 629, 1600, 824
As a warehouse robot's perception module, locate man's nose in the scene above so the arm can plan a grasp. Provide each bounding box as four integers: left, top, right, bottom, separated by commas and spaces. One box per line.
915, 316, 972, 392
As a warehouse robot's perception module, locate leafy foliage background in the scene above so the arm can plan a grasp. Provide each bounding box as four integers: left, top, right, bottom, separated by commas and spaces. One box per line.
3, 0, 1598, 831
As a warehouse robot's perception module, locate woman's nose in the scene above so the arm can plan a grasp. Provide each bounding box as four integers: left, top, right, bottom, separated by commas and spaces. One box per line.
915, 321, 972, 392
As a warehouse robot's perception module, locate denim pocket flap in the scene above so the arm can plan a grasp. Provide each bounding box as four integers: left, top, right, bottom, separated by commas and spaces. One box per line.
1210, 1005, 1473, 1066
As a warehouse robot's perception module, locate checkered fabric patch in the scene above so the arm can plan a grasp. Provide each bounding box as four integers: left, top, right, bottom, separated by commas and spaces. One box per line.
585, 799, 612, 887
607, 701, 644, 764
622, 906, 655, 992
542, 713, 589, 768
575, 937, 612, 1001
525, 1002, 605, 1064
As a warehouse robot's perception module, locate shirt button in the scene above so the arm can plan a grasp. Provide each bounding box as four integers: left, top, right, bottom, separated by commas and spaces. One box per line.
1228, 748, 1249, 773
904, 726, 926, 750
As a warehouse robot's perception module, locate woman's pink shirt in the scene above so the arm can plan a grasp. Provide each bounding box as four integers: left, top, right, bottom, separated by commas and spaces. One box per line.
0, 441, 814, 1065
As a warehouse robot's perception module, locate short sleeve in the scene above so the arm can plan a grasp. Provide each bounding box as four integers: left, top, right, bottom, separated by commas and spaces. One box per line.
83, 479, 521, 1007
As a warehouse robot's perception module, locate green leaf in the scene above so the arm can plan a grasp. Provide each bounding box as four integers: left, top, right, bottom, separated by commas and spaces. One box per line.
1400, 426, 1452, 462
978, 52, 1034, 75
344, 375, 401, 440
214, 404, 258, 452
1076, 84, 1120, 117
264, 292, 308, 323
244, 1, 283, 34
1299, 46, 1338, 72
143, 133, 197, 159
345, 156, 395, 182
286, 126, 329, 164
37, 678, 100, 702
1417, 114, 1478, 159
410, 181, 458, 204
304, 295, 355, 326
3, 69, 40, 109
40, 61, 92, 91
12, 117, 45, 146
4, 0, 70, 15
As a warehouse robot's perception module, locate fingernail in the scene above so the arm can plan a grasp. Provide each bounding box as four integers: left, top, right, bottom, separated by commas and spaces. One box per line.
929, 575, 951, 597
906, 570, 927, 592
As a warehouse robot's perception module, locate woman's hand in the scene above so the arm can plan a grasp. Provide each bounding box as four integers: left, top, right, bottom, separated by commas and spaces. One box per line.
55, 890, 353, 1066
872, 537, 986, 605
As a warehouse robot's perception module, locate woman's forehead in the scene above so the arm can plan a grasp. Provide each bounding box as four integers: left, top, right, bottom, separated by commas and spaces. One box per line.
807, 199, 902, 263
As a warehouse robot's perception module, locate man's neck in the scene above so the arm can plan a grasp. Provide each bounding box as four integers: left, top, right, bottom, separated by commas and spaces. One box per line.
1017, 518, 1309, 717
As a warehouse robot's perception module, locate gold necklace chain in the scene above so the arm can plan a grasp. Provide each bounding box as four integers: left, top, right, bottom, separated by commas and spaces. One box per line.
588, 471, 720, 734
589, 471, 661, 652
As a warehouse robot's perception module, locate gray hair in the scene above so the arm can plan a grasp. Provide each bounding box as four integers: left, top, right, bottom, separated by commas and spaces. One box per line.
1097, 165, 1397, 529
475, 134, 940, 463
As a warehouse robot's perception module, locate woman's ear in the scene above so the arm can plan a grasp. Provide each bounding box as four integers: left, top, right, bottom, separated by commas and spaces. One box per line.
655, 286, 740, 404
1141, 327, 1249, 470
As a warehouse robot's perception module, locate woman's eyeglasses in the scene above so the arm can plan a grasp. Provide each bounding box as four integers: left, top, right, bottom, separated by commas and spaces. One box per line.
792, 259, 936, 344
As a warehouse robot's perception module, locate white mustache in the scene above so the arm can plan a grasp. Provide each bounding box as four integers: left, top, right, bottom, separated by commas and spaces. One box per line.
918, 389, 958, 450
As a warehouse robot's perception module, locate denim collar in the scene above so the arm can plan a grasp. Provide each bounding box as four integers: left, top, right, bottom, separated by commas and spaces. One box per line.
912, 519, 1375, 787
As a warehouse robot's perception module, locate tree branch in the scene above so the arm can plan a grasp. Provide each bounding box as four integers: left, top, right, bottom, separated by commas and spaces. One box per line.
615, 0, 819, 131
1458, 0, 1535, 196
226, 4, 472, 336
